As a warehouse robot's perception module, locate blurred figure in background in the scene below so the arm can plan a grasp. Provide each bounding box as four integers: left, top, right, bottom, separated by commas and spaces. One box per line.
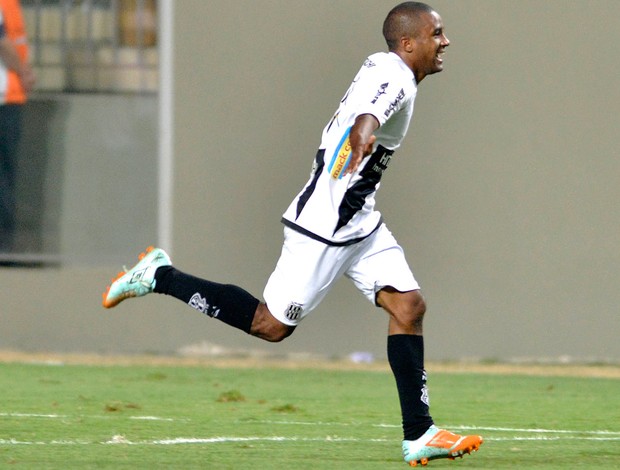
0, 0, 35, 253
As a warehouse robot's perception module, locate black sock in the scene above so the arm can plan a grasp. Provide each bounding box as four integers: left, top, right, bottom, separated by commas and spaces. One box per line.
153, 266, 259, 334
388, 334, 434, 441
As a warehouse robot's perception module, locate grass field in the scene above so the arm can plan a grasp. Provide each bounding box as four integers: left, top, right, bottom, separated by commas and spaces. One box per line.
1, 355, 619, 469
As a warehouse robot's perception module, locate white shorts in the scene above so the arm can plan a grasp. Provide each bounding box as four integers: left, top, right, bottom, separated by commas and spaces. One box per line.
263, 224, 420, 326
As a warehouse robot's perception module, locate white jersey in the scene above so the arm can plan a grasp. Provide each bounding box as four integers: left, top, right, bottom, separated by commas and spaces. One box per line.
282, 52, 417, 245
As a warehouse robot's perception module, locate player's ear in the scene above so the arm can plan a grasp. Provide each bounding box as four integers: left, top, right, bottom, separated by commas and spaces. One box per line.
400, 36, 414, 53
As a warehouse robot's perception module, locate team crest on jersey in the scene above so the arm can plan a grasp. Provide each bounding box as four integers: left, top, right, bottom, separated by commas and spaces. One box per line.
285, 302, 304, 321
328, 129, 352, 180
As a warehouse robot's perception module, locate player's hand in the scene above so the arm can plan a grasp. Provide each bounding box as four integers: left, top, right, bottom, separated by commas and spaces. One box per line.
345, 114, 379, 176
345, 134, 376, 175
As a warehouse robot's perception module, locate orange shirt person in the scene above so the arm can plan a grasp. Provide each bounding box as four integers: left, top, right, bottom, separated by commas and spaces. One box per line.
0, 0, 35, 252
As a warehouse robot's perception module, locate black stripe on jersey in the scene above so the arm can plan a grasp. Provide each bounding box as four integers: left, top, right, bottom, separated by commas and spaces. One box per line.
295, 149, 325, 220
333, 145, 394, 235
282, 217, 383, 247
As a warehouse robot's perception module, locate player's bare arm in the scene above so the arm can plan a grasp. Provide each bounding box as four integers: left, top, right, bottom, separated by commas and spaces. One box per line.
345, 113, 379, 175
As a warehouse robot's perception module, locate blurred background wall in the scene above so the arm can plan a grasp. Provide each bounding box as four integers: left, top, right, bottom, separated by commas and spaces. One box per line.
1, 0, 618, 363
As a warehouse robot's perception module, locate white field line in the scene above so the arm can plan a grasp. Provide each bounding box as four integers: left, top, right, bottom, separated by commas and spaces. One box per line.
2, 412, 619, 445
260, 420, 620, 436
0, 412, 178, 422
3, 437, 385, 446
447, 425, 620, 436
0, 412, 66, 419
1, 435, 619, 446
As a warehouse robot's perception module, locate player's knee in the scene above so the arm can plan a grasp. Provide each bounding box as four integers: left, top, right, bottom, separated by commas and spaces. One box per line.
408, 292, 426, 329
410, 291, 426, 317
259, 318, 295, 342
265, 323, 295, 342
381, 289, 426, 331
251, 304, 296, 342
397, 292, 426, 327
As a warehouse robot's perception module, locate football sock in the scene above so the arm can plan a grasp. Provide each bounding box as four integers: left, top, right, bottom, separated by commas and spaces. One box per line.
388, 334, 435, 441
153, 266, 258, 334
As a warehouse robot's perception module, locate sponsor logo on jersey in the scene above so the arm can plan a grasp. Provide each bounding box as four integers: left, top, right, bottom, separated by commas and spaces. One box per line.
328, 128, 352, 180
371, 82, 389, 104
384, 88, 405, 118
370, 151, 393, 175
285, 302, 304, 321
363, 58, 376, 68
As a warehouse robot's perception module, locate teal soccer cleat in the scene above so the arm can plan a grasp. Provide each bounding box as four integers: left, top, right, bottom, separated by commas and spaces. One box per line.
102, 246, 171, 308
402, 425, 483, 467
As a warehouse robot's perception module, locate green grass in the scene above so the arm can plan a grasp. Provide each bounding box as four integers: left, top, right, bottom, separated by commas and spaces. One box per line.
1, 361, 619, 469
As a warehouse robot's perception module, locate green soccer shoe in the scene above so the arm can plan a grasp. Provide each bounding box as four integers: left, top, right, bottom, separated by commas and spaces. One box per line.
102, 246, 171, 308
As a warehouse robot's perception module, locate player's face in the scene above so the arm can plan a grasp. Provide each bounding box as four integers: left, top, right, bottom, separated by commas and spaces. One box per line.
410, 11, 450, 82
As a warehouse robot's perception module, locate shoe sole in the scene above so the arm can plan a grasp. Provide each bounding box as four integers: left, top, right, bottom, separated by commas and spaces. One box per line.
407, 435, 483, 467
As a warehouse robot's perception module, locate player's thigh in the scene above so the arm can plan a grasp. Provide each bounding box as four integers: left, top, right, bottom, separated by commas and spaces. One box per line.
346, 224, 419, 305
263, 228, 349, 326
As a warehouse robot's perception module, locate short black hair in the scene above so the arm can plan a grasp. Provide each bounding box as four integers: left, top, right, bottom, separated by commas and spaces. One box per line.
383, 2, 434, 51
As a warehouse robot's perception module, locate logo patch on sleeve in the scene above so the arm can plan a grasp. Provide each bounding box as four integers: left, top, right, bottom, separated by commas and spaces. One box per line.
285, 302, 304, 321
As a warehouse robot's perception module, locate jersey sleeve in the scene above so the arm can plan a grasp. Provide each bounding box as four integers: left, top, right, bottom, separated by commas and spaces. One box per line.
352, 60, 410, 127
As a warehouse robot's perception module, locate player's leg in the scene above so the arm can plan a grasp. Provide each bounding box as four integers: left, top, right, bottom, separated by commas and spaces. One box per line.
102, 227, 344, 342
346, 226, 433, 438
154, 266, 295, 342
380, 291, 484, 467
377, 288, 435, 439
347, 225, 482, 466
101, 246, 294, 342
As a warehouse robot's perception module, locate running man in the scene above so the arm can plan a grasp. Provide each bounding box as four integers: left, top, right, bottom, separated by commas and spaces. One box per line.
103, 2, 483, 466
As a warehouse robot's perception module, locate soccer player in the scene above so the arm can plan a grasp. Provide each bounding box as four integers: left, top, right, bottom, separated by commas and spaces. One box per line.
103, 2, 483, 466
